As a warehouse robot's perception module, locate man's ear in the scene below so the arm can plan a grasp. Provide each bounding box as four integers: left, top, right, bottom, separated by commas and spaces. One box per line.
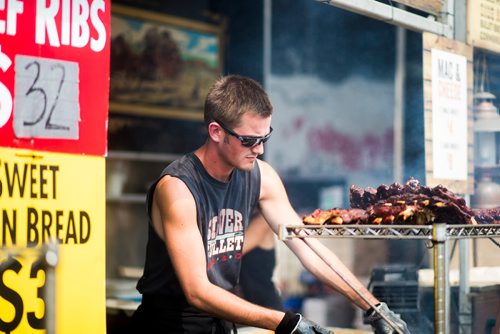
208, 122, 223, 143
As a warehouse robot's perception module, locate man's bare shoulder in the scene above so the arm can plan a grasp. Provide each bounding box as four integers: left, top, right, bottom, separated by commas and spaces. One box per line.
154, 174, 192, 200
257, 159, 281, 182
256, 159, 287, 202
256, 158, 276, 175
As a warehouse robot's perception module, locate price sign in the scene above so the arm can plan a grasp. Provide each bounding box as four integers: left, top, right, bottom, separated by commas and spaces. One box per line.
422, 33, 474, 194
0, 0, 110, 156
14, 56, 79, 139
0, 0, 111, 334
0, 147, 106, 334
0, 2, 109, 333
0, 248, 56, 334
431, 48, 468, 181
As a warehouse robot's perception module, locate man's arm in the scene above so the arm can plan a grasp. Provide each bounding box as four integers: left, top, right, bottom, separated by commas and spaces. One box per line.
151, 175, 283, 330
257, 160, 379, 310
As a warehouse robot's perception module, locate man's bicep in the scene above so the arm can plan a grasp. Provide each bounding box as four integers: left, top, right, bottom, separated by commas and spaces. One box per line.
164, 215, 209, 292
155, 178, 210, 292
257, 160, 303, 232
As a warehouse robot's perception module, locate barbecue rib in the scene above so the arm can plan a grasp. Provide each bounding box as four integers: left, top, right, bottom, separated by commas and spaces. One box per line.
303, 178, 499, 225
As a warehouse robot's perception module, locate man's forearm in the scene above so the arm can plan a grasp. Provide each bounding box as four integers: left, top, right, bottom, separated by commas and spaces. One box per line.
185, 279, 284, 329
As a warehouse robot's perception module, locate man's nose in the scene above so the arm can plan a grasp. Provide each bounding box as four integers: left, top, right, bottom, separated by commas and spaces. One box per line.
252, 141, 264, 155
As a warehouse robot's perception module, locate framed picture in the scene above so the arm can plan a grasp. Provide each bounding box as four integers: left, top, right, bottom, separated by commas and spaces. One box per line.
109, 5, 224, 120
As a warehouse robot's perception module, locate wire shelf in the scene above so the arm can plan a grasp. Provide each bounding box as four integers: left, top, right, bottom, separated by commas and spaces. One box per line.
278, 222, 500, 334
279, 224, 500, 240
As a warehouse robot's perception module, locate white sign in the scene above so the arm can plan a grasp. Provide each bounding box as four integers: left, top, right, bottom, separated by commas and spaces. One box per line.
431, 48, 468, 180
14, 55, 80, 139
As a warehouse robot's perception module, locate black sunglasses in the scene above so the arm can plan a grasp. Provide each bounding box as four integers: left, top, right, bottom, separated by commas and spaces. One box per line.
215, 119, 273, 148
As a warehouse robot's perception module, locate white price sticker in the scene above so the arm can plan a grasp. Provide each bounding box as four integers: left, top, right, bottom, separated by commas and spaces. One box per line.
13, 56, 80, 139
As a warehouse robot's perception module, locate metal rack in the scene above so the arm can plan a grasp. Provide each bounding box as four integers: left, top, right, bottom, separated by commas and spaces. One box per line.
279, 223, 500, 334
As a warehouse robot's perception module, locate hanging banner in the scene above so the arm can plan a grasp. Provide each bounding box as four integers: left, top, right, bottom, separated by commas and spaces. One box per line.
0, 146, 106, 334
422, 33, 474, 194
0, 0, 110, 156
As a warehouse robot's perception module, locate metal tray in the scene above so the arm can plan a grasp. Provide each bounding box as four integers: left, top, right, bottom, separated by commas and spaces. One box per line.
279, 224, 500, 240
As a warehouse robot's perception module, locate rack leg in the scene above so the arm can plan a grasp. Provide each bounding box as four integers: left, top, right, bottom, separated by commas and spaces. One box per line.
433, 224, 449, 334
459, 239, 472, 334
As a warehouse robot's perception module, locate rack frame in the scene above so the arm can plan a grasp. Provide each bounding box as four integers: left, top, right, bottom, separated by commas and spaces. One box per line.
278, 223, 500, 334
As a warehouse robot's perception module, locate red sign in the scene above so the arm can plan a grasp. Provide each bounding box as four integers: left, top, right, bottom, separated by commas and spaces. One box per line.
0, 0, 110, 156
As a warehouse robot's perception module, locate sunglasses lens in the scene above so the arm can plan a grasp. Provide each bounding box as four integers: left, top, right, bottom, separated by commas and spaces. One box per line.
241, 136, 270, 147
241, 138, 259, 147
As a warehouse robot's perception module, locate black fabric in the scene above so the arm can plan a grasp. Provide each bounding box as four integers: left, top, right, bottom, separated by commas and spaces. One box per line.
127, 294, 232, 334
239, 247, 283, 310
133, 152, 261, 331
275, 311, 301, 334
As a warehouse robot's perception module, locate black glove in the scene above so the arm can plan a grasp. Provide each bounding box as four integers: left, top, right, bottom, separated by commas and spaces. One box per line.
365, 302, 411, 334
275, 311, 333, 334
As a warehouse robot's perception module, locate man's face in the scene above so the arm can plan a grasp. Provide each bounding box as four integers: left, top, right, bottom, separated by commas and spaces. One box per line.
218, 113, 273, 171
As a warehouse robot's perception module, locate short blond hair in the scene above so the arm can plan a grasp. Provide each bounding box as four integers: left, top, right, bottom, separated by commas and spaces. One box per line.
204, 75, 273, 128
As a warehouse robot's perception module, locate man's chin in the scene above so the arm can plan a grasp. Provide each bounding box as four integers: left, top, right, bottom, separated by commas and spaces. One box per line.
237, 160, 256, 172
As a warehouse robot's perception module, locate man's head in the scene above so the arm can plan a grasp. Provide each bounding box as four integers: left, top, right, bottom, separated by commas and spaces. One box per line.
204, 75, 273, 128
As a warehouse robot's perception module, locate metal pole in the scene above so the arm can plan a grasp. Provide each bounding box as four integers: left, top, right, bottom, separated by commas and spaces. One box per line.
433, 223, 450, 334
315, 0, 453, 38
393, 21, 406, 184
458, 239, 472, 334
44, 243, 59, 334
262, 0, 272, 90
458, 192, 472, 334
453, 0, 471, 328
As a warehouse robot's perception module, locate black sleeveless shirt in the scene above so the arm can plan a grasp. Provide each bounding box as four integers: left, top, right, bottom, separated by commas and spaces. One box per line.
136, 152, 261, 301
240, 247, 284, 311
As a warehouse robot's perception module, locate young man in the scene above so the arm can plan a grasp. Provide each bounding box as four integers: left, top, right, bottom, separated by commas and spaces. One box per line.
130, 75, 410, 334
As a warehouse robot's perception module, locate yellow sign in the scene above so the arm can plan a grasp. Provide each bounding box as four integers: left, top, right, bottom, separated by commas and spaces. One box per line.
0, 147, 105, 334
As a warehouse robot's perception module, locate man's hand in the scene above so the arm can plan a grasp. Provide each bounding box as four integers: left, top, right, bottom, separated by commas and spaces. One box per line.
294, 315, 332, 334
276, 311, 333, 334
365, 302, 410, 334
